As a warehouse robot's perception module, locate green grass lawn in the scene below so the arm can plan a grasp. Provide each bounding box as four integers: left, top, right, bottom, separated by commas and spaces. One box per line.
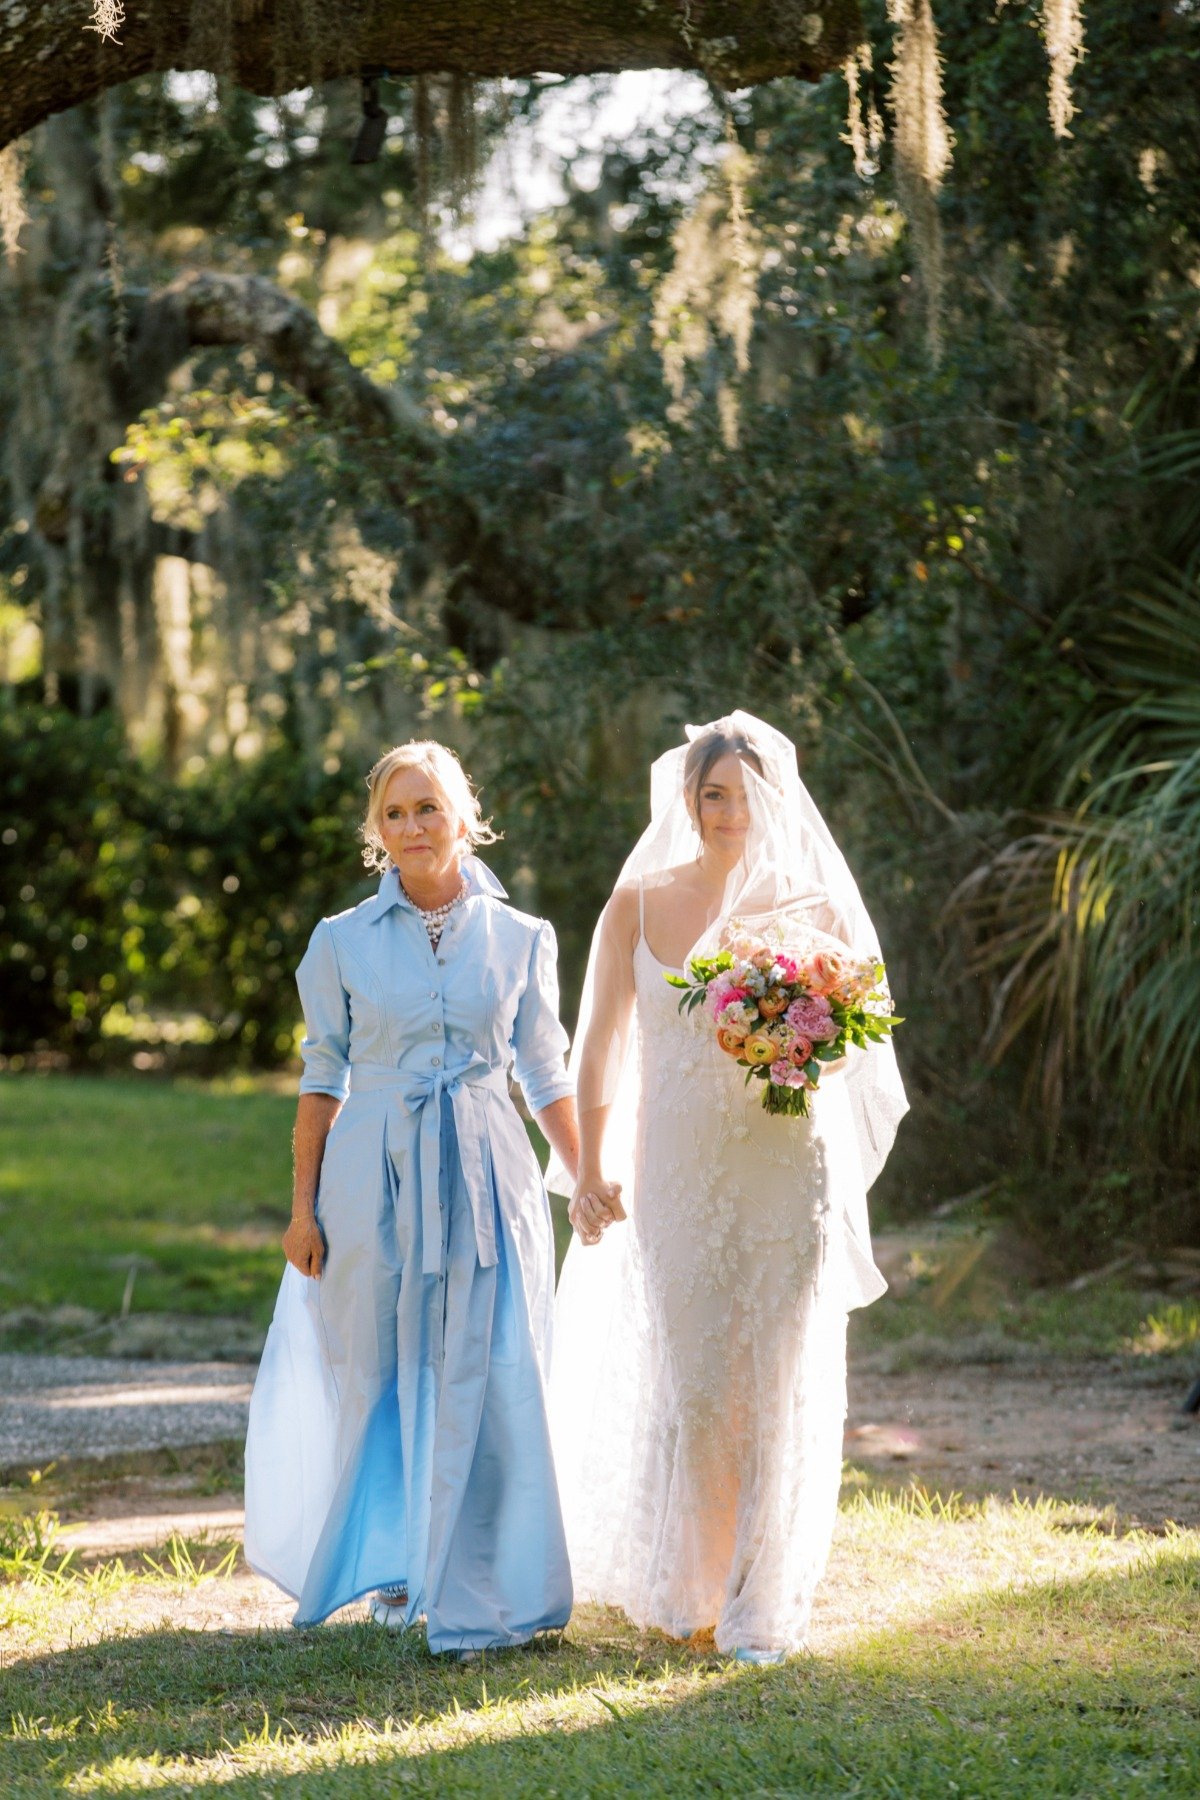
0, 1075, 296, 1327
2, 1073, 1194, 1367
1, 1491, 1198, 1796
851, 1256, 1200, 1368
0, 1075, 570, 1342
2, 1073, 1199, 1794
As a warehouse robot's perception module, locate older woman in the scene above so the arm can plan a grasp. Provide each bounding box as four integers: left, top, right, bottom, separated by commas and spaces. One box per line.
245, 741, 579, 1657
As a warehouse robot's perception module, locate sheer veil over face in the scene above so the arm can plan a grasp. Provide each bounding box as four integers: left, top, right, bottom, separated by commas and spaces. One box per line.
550, 709, 907, 1303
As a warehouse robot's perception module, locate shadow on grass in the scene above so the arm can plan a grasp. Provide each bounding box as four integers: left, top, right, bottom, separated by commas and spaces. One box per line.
3, 1553, 1199, 1797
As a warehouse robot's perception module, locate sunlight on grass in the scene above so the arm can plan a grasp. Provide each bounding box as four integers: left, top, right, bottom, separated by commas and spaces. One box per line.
850, 1254, 1196, 1367
1126, 1301, 1200, 1357
2, 1076, 1198, 1792
2, 1495, 1198, 1796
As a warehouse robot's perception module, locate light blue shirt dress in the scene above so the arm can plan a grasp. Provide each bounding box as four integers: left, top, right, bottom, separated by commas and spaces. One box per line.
244, 857, 575, 1652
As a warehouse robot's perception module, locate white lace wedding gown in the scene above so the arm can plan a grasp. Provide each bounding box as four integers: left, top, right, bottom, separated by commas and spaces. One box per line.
553, 899, 858, 1655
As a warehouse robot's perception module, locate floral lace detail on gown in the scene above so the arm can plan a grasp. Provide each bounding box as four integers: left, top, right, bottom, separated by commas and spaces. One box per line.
550, 716, 900, 1656
605, 933, 848, 1654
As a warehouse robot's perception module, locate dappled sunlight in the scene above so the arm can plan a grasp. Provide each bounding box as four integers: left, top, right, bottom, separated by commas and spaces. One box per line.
0, 3, 1195, 1790
40, 1383, 249, 1413
1125, 1302, 1200, 1359
812, 1488, 1173, 1654
2, 1515, 1196, 1794
0, 1360, 252, 1466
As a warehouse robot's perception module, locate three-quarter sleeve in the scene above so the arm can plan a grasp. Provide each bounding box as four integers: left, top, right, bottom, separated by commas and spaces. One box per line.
295, 919, 351, 1100
511, 921, 574, 1115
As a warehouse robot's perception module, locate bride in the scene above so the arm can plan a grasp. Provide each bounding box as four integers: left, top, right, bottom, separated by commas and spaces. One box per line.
548, 712, 907, 1660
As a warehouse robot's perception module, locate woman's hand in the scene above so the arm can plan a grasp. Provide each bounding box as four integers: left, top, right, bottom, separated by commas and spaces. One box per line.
569, 1177, 626, 1247
283, 1211, 326, 1278
286, 1094, 340, 1277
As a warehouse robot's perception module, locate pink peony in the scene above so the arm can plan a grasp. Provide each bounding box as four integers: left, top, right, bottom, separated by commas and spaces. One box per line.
786, 995, 837, 1042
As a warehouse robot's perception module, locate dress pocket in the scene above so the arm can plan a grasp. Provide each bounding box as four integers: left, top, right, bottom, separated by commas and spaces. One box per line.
488, 1186, 521, 1366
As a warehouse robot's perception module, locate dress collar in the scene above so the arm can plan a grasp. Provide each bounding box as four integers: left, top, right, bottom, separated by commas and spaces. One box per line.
367, 855, 507, 921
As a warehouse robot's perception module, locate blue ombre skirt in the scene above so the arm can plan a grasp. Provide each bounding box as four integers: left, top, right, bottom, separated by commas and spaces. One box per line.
245, 1093, 571, 1652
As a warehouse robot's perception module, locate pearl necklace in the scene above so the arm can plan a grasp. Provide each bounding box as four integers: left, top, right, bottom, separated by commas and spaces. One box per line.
404, 873, 469, 947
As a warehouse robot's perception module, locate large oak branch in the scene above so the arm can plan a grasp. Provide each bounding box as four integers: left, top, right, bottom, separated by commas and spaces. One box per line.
0, 1, 862, 150
132, 269, 544, 626
132, 269, 435, 445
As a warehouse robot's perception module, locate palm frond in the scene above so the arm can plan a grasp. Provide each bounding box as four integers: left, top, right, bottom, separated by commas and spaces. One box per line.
949, 571, 1200, 1149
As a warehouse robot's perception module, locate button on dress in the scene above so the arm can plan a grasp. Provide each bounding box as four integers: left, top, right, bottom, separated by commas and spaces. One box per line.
244, 858, 575, 1651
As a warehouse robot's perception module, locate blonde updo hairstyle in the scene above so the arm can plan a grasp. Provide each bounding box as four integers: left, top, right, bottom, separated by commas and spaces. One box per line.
361, 740, 500, 874
682, 728, 767, 842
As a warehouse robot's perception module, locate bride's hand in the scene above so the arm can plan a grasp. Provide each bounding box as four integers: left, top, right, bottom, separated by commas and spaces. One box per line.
569, 1178, 626, 1246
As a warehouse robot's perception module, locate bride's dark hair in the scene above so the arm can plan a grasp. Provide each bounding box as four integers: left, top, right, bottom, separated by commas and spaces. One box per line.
682, 729, 767, 817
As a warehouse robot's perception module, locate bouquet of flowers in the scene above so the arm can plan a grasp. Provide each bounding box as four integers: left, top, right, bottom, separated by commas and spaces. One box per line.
666, 924, 902, 1116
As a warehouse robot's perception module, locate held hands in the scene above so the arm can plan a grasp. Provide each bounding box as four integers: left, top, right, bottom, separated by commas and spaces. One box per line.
282, 1212, 326, 1279
569, 1177, 626, 1247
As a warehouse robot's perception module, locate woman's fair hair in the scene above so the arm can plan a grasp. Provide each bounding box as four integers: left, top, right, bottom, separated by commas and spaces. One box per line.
361, 740, 499, 873
682, 728, 767, 829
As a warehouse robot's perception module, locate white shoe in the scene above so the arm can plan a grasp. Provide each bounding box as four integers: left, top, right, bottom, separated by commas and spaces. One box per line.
369, 1589, 409, 1629
733, 1646, 786, 1665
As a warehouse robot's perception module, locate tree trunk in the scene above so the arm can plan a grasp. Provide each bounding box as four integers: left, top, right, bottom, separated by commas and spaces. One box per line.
0, 1, 863, 151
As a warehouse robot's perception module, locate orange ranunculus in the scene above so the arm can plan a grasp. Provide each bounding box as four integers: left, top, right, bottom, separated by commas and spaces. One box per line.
717, 1026, 747, 1056
741, 1032, 777, 1066
758, 988, 789, 1018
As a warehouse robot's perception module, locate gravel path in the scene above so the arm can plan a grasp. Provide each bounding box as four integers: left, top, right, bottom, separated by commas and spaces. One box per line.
5, 1350, 1198, 1534
0, 1354, 253, 1468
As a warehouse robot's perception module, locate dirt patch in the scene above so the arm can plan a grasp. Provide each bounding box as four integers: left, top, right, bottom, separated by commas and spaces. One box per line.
846, 1357, 1200, 1529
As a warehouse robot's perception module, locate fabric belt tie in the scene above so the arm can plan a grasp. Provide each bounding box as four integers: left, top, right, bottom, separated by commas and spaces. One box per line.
349, 1058, 506, 1275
